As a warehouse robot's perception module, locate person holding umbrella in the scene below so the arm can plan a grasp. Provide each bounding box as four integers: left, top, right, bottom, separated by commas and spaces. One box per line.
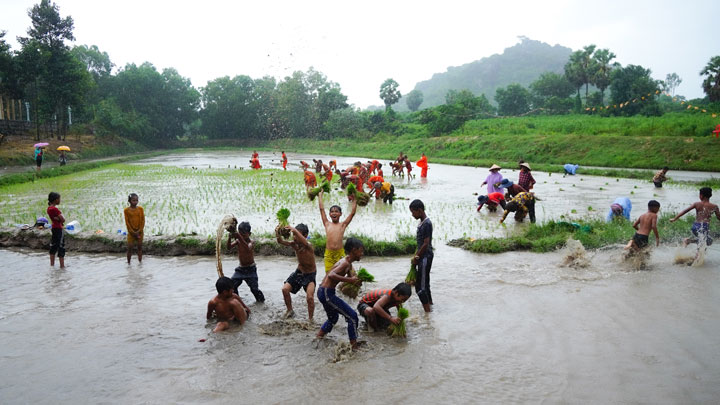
33, 143, 48, 171
57, 146, 71, 166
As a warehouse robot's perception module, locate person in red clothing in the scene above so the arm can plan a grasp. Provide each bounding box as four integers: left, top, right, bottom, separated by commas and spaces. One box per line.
518, 162, 535, 190
416, 153, 429, 178
299, 160, 310, 171
376, 163, 384, 178
357, 283, 411, 331
304, 170, 317, 188
367, 175, 384, 191
281, 151, 288, 170
404, 157, 414, 179
47, 192, 66, 267
369, 159, 380, 174
477, 192, 507, 212
329, 160, 337, 172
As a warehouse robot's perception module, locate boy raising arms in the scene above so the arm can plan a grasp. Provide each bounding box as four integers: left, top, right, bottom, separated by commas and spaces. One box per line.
626, 200, 661, 252
670, 187, 720, 247
357, 283, 411, 331
277, 224, 317, 321
228, 221, 265, 302
318, 190, 358, 273
410, 199, 434, 313
207, 277, 250, 333
316, 238, 363, 349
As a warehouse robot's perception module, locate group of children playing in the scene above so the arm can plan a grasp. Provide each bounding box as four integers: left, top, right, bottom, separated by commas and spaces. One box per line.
207, 191, 433, 349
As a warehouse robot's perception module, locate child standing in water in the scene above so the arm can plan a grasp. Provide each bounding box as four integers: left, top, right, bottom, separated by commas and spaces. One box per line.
316, 238, 363, 349
47, 192, 65, 267
318, 190, 357, 273
410, 199, 433, 313
626, 200, 661, 252
670, 187, 719, 247
277, 224, 317, 321
124, 193, 145, 264
228, 221, 265, 302
207, 276, 250, 332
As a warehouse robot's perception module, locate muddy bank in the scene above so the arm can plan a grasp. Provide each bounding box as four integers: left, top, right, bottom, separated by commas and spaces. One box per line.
0, 228, 416, 257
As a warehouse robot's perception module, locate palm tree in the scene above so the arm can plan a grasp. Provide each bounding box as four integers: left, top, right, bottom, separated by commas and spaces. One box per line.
700, 56, 720, 102
591, 48, 618, 104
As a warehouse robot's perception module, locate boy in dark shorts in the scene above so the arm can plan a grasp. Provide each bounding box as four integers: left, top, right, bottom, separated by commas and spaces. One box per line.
357, 283, 411, 331
670, 187, 720, 247
626, 200, 660, 252
410, 199, 433, 313
277, 223, 317, 321
207, 276, 250, 332
227, 221, 265, 302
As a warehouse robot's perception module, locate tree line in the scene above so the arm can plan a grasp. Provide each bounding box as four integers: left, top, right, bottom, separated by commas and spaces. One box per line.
1, 1, 719, 144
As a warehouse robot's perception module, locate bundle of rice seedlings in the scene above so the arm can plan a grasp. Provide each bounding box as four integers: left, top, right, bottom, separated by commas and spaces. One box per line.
346, 182, 357, 197
339, 267, 374, 298
307, 179, 331, 201
405, 261, 417, 285
355, 191, 371, 206
216, 215, 238, 278
276, 208, 291, 239
388, 306, 409, 338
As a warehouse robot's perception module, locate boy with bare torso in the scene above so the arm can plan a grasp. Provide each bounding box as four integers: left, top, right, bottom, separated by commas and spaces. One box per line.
626, 200, 660, 252
207, 277, 251, 332
228, 221, 265, 302
318, 190, 357, 273
277, 224, 317, 321
670, 187, 720, 247
316, 237, 363, 349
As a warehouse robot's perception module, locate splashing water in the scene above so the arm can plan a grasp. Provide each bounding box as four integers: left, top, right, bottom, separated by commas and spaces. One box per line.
216, 215, 238, 277
561, 237, 591, 268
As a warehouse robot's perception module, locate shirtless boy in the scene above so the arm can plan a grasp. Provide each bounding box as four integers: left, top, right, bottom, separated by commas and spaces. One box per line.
626, 200, 660, 252
277, 224, 317, 321
316, 238, 363, 349
670, 187, 719, 247
207, 277, 250, 332
228, 221, 265, 302
318, 190, 358, 273
357, 283, 411, 332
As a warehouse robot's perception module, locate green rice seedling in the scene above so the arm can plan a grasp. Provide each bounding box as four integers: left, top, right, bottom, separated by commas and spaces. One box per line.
355, 191, 371, 206
388, 306, 409, 338
405, 261, 417, 284
307, 179, 331, 201
346, 183, 357, 197
276, 208, 291, 238
339, 267, 375, 298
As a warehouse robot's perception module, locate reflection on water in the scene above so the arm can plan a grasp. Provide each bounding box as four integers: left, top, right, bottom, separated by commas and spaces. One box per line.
1, 246, 719, 403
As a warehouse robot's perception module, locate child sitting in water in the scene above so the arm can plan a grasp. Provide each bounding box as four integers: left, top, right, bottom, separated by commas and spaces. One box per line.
626, 200, 660, 252
277, 224, 317, 321
207, 276, 250, 332
228, 221, 265, 302
670, 187, 719, 247
357, 283, 411, 331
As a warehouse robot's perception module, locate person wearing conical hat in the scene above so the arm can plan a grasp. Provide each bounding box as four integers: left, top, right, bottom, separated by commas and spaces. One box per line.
518, 161, 535, 191
481, 164, 503, 194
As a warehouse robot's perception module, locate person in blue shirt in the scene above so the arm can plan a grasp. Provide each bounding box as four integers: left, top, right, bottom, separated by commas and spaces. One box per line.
563, 163, 579, 176
606, 197, 632, 222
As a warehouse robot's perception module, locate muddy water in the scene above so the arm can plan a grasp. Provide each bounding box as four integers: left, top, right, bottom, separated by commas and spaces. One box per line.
132, 151, 713, 241
1, 245, 719, 403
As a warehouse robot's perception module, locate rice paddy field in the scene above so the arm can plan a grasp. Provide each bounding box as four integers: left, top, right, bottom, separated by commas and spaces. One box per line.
0, 150, 717, 244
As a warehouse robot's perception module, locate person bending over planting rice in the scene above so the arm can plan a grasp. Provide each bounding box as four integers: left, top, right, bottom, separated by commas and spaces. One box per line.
277, 224, 317, 321
304, 170, 317, 188
374, 181, 395, 204
499, 192, 536, 224
316, 237, 363, 349
357, 283, 411, 332
477, 192, 506, 212
228, 221, 265, 302
410, 199, 434, 313
207, 276, 250, 333
318, 190, 357, 273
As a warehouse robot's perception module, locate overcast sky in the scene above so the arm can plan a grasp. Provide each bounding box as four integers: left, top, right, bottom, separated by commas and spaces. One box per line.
2, 0, 718, 108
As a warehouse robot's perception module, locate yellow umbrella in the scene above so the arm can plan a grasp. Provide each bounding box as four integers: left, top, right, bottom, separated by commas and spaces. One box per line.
57, 146, 71, 152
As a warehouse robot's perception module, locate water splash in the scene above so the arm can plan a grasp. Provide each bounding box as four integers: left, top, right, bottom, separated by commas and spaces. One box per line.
560, 237, 590, 268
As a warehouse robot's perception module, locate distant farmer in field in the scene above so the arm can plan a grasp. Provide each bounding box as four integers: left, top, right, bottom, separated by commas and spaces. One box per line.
34, 146, 44, 172
481, 164, 503, 194
518, 162, 535, 190
653, 166, 669, 188
563, 164, 579, 176
281, 151, 288, 170
416, 153, 429, 178
606, 197, 632, 222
